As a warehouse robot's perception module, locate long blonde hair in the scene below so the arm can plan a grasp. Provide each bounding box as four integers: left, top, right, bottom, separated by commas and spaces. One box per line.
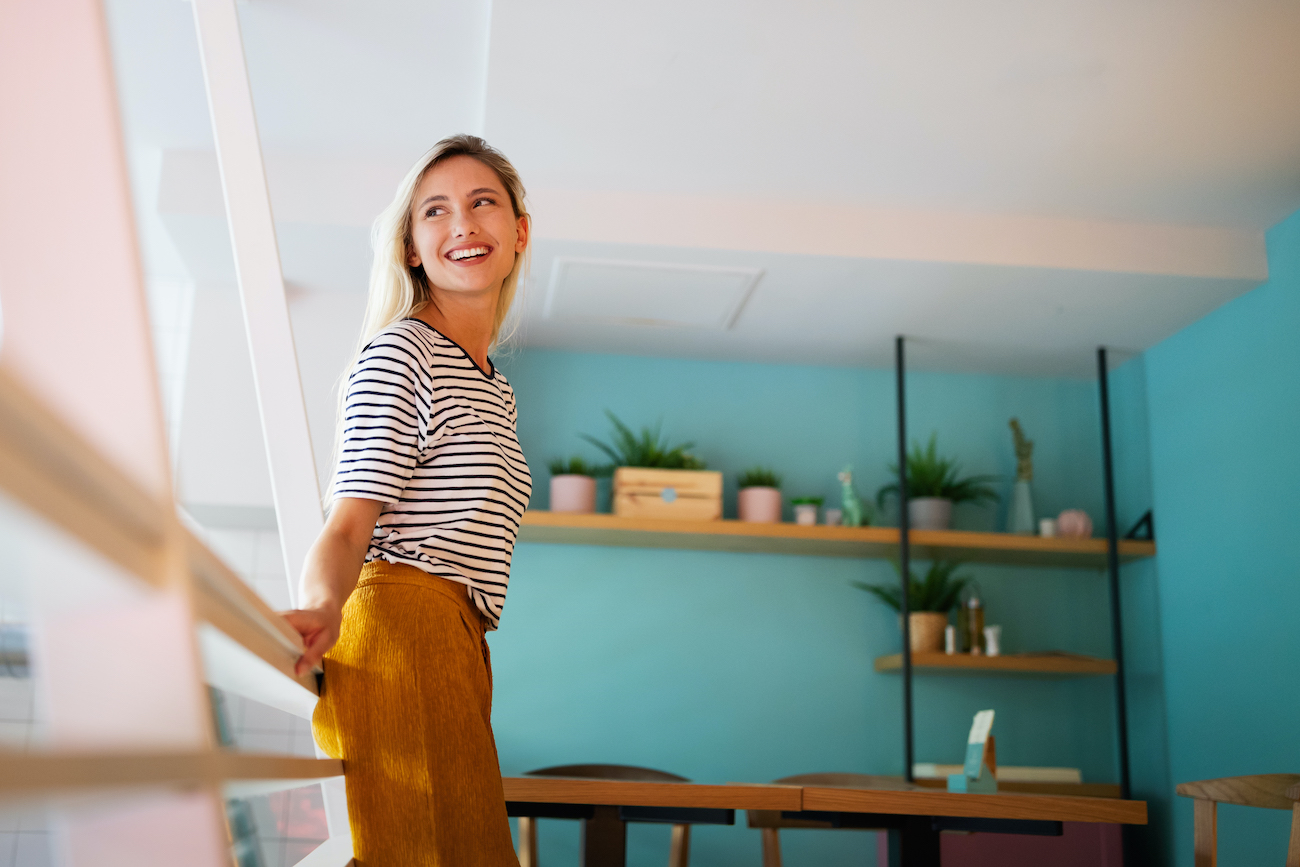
328, 135, 530, 500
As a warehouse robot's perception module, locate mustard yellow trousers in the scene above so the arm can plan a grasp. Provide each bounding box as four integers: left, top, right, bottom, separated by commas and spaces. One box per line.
313, 561, 519, 866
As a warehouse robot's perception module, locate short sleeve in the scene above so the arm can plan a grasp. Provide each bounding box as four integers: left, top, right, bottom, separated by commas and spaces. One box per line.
329, 332, 429, 504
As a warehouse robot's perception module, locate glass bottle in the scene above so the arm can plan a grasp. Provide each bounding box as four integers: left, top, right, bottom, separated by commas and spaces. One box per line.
964, 595, 985, 655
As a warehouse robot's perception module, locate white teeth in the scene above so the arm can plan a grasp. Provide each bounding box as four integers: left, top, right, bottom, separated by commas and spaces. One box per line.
449, 247, 489, 260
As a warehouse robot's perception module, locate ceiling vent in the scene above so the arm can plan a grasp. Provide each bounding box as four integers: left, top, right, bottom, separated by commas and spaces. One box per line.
543, 257, 762, 329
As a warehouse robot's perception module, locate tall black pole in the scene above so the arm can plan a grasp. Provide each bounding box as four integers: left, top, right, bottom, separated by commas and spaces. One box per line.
1097, 347, 1131, 800
896, 336, 914, 783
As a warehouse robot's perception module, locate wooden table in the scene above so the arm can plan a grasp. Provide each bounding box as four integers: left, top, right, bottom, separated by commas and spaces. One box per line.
503, 775, 1147, 867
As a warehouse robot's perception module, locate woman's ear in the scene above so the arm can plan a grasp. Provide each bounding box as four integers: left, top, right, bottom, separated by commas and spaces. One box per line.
514, 213, 530, 253
406, 243, 421, 268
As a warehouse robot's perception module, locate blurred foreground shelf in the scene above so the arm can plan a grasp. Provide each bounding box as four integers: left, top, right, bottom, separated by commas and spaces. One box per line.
519, 511, 1155, 569
874, 651, 1117, 676
0, 749, 343, 804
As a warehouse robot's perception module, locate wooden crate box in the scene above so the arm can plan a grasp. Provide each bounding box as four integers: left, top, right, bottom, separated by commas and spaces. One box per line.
613, 468, 723, 521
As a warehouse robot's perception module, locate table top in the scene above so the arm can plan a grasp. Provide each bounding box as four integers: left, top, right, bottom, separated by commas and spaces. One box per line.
501, 775, 1147, 826
503, 776, 801, 811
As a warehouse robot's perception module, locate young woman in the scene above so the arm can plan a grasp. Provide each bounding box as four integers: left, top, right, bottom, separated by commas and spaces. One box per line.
284, 135, 532, 866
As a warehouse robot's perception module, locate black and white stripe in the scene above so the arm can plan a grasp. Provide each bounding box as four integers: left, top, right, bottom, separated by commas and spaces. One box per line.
330, 318, 531, 629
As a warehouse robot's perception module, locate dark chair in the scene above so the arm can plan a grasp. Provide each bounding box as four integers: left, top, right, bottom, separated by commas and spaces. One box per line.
514, 764, 697, 867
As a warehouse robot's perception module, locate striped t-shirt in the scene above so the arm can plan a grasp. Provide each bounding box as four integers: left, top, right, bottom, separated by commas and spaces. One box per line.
330, 319, 532, 629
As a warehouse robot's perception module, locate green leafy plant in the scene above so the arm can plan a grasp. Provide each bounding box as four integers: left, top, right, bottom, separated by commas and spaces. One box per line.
852, 561, 970, 613
547, 456, 612, 477
790, 496, 824, 506
738, 466, 782, 489
876, 433, 999, 507
580, 410, 706, 469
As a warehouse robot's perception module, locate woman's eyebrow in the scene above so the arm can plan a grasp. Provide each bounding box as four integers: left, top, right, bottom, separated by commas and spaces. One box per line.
417, 194, 449, 209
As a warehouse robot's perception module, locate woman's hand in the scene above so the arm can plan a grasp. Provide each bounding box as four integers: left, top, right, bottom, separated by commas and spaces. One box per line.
283, 606, 344, 677
289, 497, 385, 678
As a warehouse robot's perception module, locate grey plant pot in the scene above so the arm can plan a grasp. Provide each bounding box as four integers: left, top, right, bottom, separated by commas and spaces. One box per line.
908, 497, 953, 531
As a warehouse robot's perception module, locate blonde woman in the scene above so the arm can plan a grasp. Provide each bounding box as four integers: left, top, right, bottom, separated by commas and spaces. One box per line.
284, 135, 531, 866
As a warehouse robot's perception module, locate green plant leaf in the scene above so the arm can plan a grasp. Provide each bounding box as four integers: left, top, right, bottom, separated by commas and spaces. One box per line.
580, 410, 706, 469
875, 433, 1000, 507
852, 560, 970, 612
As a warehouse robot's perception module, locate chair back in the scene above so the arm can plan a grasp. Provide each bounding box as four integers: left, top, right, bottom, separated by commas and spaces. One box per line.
527, 763, 690, 783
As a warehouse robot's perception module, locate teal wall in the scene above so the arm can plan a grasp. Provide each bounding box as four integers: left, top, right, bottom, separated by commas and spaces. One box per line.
1144, 209, 1300, 866
489, 349, 1161, 866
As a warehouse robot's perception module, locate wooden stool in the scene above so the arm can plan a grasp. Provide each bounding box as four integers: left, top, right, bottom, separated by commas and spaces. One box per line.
1176, 774, 1300, 866
516, 764, 695, 867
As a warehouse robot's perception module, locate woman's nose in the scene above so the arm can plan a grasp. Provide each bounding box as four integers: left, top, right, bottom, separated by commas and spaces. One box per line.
451, 209, 479, 236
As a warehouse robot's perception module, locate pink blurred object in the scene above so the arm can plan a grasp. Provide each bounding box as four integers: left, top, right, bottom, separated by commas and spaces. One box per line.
550, 475, 597, 513
1057, 509, 1093, 538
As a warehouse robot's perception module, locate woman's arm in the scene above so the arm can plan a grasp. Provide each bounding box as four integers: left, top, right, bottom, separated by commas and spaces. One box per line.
282, 497, 384, 677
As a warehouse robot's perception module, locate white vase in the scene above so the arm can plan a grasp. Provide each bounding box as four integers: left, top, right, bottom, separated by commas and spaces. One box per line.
793, 504, 818, 526
907, 497, 952, 531
737, 487, 782, 523
550, 475, 597, 513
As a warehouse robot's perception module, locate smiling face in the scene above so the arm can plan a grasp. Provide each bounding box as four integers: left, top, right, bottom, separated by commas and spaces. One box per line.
406, 154, 529, 302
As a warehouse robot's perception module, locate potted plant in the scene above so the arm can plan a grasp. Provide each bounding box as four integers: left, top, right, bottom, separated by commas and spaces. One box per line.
737, 466, 782, 523
875, 433, 999, 531
547, 456, 610, 514
853, 561, 970, 653
582, 411, 722, 520
790, 496, 823, 526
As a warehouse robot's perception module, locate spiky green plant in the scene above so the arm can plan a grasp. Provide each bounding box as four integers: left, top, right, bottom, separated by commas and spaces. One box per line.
738, 466, 782, 489
852, 561, 969, 613
790, 496, 824, 506
547, 456, 612, 477
580, 411, 706, 469
875, 433, 999, 507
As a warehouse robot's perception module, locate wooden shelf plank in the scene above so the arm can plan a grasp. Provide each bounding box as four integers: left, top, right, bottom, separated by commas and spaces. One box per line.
874, 652, 1117, 676
519, 511, 1155, 569
0, 749, 343, 803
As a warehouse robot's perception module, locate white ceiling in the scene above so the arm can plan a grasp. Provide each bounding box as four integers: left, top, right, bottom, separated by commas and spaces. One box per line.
105, 0, 1300, 378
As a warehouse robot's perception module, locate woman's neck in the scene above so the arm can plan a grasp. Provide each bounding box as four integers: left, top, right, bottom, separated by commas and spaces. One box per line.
413, 289, 498, 373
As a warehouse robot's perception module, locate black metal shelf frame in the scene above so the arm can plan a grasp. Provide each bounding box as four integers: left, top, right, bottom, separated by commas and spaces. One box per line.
891, 338, 1132, 798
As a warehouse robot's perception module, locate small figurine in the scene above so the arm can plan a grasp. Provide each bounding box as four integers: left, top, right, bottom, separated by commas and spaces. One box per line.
838, 465, 867, 527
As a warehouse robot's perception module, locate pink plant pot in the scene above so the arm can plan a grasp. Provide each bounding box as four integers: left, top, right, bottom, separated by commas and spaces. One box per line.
737, 487, 782, 523
550, 475, 597, 513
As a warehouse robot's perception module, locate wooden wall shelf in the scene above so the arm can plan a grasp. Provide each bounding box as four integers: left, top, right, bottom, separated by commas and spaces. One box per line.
874, 652, 1117, 677
519, 511, 1155, 569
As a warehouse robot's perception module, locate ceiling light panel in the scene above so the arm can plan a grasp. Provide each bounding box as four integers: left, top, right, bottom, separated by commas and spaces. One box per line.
544, 257, 762, 329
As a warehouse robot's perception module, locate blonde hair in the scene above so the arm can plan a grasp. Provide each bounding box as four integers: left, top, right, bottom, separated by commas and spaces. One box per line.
328, 136, 529, 502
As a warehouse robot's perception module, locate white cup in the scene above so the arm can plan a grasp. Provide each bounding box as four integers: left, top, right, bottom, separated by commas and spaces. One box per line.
1039, 518, 1058, 538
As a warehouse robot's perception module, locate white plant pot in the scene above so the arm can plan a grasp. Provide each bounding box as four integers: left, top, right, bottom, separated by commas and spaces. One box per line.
550, 475, 597, 513
793, 504, 819, 526
908, 497, 953, 531
737, 487, 782, 523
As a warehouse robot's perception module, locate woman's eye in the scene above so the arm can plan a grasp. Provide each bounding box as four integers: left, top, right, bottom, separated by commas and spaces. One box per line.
425, 206, 444, 217
474, 197, 495, 207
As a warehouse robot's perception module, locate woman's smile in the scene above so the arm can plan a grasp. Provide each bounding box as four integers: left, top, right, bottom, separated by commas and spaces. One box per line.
445, 243, 493, 265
